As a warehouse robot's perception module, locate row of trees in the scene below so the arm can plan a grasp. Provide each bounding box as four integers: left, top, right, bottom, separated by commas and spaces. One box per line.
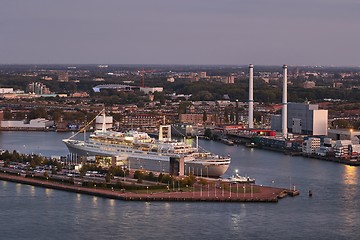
133, 170, 197, 187
0, 150, 61, 170
2, 107, 101, 124
4, 71, 360, 104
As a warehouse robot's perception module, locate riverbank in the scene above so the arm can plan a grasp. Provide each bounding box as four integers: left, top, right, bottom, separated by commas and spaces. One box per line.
0, 172, 298, 203
225, 135, 360, 166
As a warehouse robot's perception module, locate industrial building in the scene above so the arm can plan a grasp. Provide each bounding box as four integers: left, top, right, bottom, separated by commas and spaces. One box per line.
328, 129, 360, 141
271, 102, 328, 136
0, 118, 54, 130
27, 82, 51, 95
92, 84, 135, 93
92, 85, 163, 95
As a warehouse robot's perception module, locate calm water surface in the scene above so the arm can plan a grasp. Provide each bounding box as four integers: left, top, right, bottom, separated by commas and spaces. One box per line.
0, 131, 359, 239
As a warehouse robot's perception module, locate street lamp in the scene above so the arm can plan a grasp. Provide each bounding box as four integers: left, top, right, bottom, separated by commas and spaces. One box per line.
147, 186, 149, 195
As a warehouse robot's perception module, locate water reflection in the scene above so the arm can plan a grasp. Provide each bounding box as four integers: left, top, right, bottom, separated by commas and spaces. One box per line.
144, 202, 151, 216
340, 165, 359, 229
15, 183, 22, 195
30, 186, 35, 197
106, 199, 117, 219
45, 188, 53, 197
231, 205, 247, 230
343, 165, 358, 185
109, 199, 115, 207
164, 202, 172, 217
74, 193, 81, 206
92, 196, 98, 207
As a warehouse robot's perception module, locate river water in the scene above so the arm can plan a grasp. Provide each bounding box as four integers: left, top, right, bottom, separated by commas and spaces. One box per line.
0, 131, 359, 239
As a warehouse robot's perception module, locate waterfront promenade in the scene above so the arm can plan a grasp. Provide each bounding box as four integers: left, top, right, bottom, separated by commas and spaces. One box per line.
0, 172, 298, 203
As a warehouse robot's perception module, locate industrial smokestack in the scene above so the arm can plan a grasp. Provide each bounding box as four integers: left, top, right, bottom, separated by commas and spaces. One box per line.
248, 64, 254, 129
282, 64, 288, 138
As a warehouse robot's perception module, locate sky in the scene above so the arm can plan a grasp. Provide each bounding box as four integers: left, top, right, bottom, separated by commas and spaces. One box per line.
1, 0, 360, 66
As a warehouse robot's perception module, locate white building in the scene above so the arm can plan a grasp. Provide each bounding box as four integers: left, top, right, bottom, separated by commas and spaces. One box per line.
302, 137, 321, 154
95, 115, 113, 130
0, 88, 14, 94
167, 77, 175, 82
1, 118, 54, 130
140, 87, 163, 94
334, 140, 352, 158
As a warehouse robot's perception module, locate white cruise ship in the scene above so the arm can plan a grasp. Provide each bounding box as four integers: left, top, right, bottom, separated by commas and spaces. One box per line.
63, 113, 230, 177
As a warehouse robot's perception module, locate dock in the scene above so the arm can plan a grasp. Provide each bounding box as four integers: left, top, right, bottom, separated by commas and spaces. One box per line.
0, 172, 299, 203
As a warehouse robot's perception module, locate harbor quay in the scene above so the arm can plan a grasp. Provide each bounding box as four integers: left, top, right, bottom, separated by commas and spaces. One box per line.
0, 171, 299, 203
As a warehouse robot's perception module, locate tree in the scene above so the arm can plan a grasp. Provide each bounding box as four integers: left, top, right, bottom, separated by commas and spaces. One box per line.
105, 173, 111, 183
332, 119, 352, 129
178, 101, 192, 114
229, 111, 235, 123
3, 109, 13, 120
204, 128, 212, 139
202, 111, 207, 124
224, 108, 229, 123
27, 107, 47, 120
134, 170, 145, 180
154, 92, 166, 105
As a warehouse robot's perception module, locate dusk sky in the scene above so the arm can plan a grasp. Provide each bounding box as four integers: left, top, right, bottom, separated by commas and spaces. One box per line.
1, 0, 359, 66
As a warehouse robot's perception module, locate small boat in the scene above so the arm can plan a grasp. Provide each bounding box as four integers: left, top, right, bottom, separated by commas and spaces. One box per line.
220, 139, 234, 146
226, 174, 255, 183
246, 142, 256, 148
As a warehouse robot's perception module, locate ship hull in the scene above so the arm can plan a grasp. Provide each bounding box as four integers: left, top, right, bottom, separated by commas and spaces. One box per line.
63, 140, 230, 177
184, 162, 229, 178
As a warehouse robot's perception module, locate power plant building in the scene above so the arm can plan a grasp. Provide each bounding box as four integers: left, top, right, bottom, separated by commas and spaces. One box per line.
271, 102, 328, 136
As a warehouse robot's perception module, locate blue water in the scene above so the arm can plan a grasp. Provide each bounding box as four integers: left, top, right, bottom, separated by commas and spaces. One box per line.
1, 131, 359, 239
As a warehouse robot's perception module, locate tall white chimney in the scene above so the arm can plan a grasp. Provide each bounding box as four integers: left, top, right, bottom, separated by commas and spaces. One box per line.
248, 64, 254, 129
282, 64, 288, 138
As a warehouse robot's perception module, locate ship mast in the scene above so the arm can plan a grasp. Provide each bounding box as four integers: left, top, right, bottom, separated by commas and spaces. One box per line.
66, 109, 105, 140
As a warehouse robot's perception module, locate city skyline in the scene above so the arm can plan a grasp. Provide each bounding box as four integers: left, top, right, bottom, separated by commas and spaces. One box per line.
1, 0, 360, 66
